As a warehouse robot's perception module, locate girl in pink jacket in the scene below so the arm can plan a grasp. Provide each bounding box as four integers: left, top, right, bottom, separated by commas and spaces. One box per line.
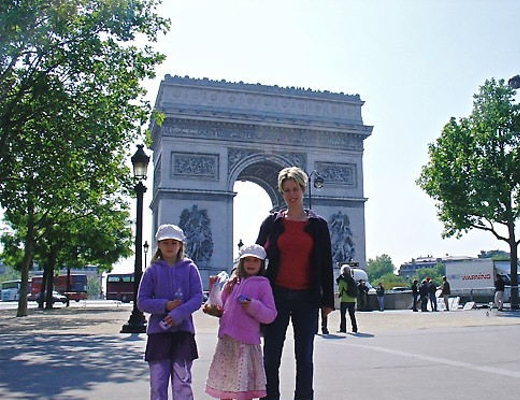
204, 244, 277, 400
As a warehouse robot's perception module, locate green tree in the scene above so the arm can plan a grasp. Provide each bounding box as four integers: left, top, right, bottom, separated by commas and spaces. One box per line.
32, 201, 133, 309
87, 274, 102, 299
417, 78, 520, 309
0, 264, 20, 284
479, 249, 510, 261
367, 254, 395, 283
374, 273, 408, 289
0, 0, 168, 316
413, 265, 444, 287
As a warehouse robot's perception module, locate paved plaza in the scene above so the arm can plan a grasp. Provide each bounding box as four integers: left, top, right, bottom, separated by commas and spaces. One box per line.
1, 303, 520, 400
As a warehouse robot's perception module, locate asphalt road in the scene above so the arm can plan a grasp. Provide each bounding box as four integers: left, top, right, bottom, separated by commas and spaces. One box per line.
1, 303, 520, 400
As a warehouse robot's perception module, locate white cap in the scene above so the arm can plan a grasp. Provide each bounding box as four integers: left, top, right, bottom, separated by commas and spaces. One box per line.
155, 224, 186, 242
239, 244, 267, 260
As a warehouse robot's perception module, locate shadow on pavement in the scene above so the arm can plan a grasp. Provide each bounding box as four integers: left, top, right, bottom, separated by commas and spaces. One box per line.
494, 310, 520, 319
0, 333, 147, 400
318, 331, 375, 339
350, 332, 374, 338
0, 307, 131, 335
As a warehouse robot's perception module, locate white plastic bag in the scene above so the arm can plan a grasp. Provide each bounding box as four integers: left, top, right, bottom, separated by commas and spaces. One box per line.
208, 271, 229, 308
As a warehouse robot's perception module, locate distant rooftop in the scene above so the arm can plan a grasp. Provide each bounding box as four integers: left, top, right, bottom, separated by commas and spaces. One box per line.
408, 255, 475, 264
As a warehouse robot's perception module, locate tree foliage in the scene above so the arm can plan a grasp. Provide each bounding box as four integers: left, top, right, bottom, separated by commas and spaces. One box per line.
367, 254, 395, 282
412, 264, 444, 287
367, 255, 408, 289
0, 264, 20, 284
0, 0, 169, 316
417, 78, 520, 308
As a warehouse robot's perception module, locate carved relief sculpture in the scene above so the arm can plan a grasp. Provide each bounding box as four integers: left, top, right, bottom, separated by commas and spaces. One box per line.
329, 211, 356, 264
179, 205, 214, 264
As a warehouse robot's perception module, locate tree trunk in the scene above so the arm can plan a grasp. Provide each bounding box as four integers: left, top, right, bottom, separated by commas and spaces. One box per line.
16, 212, 35, 317
16, 254, 31, 317
44, 247, 58, 310
38, 268, 48, 309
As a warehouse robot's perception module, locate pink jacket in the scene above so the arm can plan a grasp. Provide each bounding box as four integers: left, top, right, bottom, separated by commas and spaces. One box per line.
218, 275, 277, 344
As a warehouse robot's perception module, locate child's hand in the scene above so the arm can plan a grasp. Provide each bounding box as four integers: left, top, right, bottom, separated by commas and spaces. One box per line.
208, 275, 220, 292
224, 276, 239, 294
203, 302, 223, 317
162, 314, 175, 327
165, 299, 182, 311
237, 294, 251, 308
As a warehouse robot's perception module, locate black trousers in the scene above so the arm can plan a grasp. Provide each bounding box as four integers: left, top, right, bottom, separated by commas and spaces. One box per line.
339, 302, 358, 332
420, 296, 428, 312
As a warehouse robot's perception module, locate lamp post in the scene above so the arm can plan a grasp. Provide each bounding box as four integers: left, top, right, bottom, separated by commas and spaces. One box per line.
143, 241, 150, 268
237, 239, 244, 251
307, 170, 324, 209
121, 144, 150, 333
508, 74, 520, 310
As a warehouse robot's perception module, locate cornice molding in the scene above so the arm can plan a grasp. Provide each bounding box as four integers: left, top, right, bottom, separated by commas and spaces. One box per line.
155, 75, 369, 129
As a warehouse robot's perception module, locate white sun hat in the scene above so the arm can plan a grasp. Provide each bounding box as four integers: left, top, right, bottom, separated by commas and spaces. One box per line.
155, 224, 186, 242
239, 244, 267, 260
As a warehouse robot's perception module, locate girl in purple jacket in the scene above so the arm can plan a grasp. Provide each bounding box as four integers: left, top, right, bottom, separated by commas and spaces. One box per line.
204, 244, 277, 400
137, 224, 203, 400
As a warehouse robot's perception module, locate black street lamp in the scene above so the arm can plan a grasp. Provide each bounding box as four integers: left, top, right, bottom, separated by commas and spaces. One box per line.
237, 239, 244, 251
508, 74, 520, 310
307, 170, 324, 209
121, 144, 150, 333
143, 241, 150, 268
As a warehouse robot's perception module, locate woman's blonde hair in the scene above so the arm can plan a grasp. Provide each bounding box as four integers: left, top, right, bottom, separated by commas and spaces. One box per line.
277, 166, 307, 193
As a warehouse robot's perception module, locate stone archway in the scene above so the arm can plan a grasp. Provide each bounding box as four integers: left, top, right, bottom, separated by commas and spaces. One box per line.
150, 75, 373, 285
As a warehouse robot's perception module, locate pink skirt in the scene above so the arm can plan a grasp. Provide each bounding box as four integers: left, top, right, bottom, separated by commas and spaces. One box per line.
205, 335, 267, 400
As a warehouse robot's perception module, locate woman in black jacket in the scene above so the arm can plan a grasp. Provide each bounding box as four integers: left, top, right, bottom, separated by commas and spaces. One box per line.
256, 166, 334, 400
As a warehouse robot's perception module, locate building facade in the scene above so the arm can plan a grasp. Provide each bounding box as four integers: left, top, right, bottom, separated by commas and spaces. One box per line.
150, 75, 373, 284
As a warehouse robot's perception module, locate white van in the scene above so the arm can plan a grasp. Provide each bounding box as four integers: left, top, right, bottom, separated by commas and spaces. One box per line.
351, 268, 372, 288
334, 265, 373, 309
339, 265, 373, 290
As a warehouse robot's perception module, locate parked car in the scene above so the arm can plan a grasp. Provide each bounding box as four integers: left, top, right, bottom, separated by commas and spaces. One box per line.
33, 291, 68, 305
389, 286, 410, 292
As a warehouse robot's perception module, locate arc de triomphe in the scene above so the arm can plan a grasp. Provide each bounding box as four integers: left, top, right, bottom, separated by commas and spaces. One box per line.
150, 75, 372, 284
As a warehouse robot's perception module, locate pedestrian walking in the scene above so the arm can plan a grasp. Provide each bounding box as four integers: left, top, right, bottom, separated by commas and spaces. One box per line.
411, 279, 419, 312
495, 274, 505, 311
427, 277, 437, 311
419, 279, 429, 312
357, 280, 369, 311
376, 282, 385, 311
336, 265, 358, 333
439, 276, 451, 311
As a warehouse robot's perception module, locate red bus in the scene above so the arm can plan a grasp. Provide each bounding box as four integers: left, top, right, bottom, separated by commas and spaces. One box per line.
30, 274, 88, 301
106, 273, 134, 303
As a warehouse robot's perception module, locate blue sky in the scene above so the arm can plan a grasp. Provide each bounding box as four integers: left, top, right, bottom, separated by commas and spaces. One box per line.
4, 1, 516, 273
131, 0, 520, 270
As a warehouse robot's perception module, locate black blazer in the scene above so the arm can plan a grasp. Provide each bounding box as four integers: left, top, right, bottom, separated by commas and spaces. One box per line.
256, 210, 334, 309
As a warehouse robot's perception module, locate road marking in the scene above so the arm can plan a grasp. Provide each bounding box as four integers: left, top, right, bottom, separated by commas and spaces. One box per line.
333, 341, 520, 379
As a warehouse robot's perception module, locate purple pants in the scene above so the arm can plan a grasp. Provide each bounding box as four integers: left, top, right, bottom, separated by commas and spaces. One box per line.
149, 358, 193, 400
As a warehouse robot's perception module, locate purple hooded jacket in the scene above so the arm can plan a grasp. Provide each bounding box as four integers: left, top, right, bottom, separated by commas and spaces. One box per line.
218, 275, 277, 345
137, 258, 203, 335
